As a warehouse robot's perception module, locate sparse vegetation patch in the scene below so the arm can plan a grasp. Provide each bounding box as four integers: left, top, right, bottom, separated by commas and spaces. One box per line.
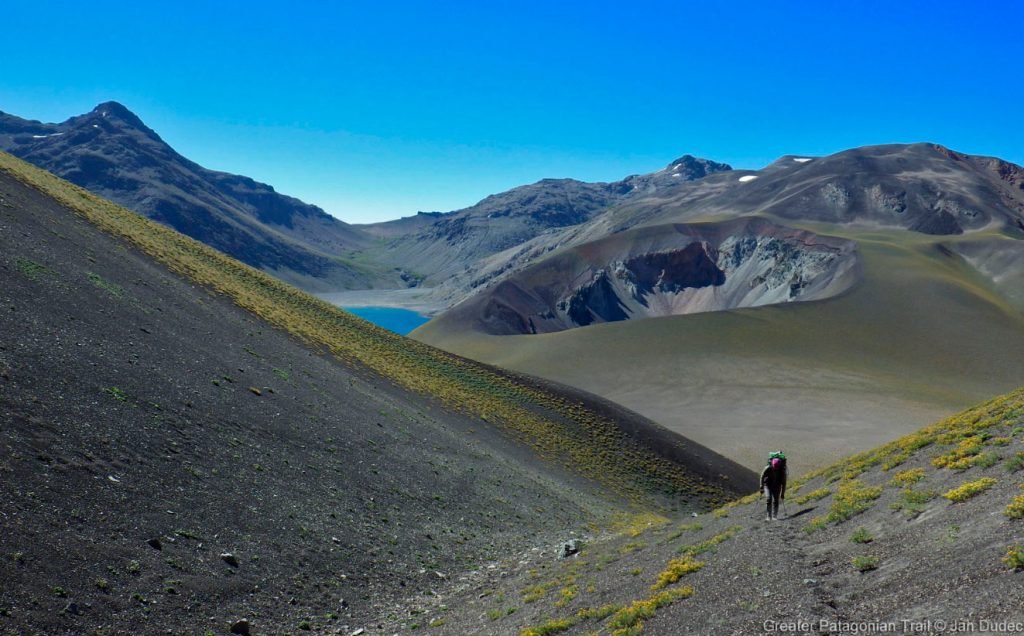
16, 257, 59, 282
1005, 453, 1024, 473
942, 477, 998, 503
850, 527, 873, 544
852, 555, 879, 572
794, 487, 830, 504
607, 586, 694, 634
1005, 493, 1024, 520
87, 272, 125, 298
651, 556, 704, 590
889, 468, 925, 487
519, 604, 621, 636
828, 480, 883, 523
678, 525, 742, 557
1005, 546, 1024, 570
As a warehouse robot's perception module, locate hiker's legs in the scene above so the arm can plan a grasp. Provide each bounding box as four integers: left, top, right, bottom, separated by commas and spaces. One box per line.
767, 487, 781, 518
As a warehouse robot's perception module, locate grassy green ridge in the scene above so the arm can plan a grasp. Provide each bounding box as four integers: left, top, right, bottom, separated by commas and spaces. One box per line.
0, 150, 731, 506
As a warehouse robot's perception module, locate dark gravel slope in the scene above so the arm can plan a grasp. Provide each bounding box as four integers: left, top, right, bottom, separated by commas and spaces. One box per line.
0, 169, 641, 635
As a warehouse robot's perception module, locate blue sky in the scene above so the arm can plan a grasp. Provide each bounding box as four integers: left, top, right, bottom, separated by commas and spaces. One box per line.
2, 1, 1022, 223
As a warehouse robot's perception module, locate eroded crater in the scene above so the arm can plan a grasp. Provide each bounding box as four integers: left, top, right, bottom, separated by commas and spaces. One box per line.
459, 217, 860, 335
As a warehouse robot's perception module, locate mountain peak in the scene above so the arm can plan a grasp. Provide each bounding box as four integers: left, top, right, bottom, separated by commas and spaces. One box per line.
665, 154, 732, 173
89, 101, 148, 130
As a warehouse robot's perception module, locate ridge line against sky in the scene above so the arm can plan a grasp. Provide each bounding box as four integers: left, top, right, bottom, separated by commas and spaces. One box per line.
2, 0, 1022, 224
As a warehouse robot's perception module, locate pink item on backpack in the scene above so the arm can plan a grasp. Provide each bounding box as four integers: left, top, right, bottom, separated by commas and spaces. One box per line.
771, 458, 780, 469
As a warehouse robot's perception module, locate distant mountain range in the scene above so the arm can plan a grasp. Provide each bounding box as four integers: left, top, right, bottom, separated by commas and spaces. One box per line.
419, 143, 1024, 336
358, 154, 731, 282
0, 102, 732, 295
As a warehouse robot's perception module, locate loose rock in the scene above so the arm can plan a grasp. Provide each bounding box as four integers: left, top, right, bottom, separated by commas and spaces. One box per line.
558, 539, 581, 559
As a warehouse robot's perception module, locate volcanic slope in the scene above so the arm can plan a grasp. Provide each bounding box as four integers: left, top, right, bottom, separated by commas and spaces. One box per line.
378, 386, 1024, 635
0, 102, 393, 291
356, 155, 731, 307
415, 145, 1024, 471
0, 152, 752, 635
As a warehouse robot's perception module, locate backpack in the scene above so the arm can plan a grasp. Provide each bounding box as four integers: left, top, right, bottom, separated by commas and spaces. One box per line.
768, 451, 787, 475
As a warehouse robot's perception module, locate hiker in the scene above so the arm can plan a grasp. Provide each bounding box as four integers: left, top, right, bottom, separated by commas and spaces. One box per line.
760, 451, 787, 521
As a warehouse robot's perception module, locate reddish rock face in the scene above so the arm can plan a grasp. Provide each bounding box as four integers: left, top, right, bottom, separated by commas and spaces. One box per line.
443, 217, 859, 335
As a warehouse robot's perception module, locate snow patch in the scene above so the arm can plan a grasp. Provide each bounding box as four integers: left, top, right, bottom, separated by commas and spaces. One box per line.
31, 132, 64, 139
92, 124, 100, 129
793, 157, 812, 163
738, 175, 759, 183
672, 173, 681, 178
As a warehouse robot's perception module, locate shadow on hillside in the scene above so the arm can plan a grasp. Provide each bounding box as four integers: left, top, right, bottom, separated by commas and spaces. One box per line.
786, 507, 816, 520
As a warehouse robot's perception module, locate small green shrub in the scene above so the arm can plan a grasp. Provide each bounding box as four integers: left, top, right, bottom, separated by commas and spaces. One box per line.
943, 477, 997, 503
802, 516, 828, 533
850, 528, 873, 544
829, 480, 884, 523
521, 617, 575, 636
1005, 494, 1024, 520
678, 526, 742, 557
554, 584, 578, 607
902, 488, 937, 505
620, 541, 645, 555
577, 604, 619, 620
1004, 545, 1024, 570
889, 468, 925, 487
852, 555, 879, 572
522, 582, 556, 604
932, 436, 985, 470
519, 605, 620, 636
794, 487, 830, 504
1005, 453, 1024, 473
16, 258, 58, 281
104, 386, 127, 402
607, 587, 693, 632
651, 556, 704, 590
974, 452, 1001, 469
87, 272, 125, 298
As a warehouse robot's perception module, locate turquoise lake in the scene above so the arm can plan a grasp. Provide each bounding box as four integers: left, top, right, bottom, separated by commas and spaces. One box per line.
343, 306, 430, 335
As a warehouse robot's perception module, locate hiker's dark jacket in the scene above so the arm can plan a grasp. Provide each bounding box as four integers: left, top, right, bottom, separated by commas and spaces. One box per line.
760, 464, 787, 499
